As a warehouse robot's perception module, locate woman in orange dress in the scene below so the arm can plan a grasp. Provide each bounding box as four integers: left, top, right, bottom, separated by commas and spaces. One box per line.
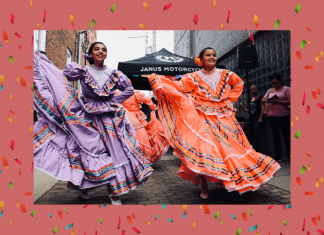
116, 89, 170, 163
147, 47, 281, 199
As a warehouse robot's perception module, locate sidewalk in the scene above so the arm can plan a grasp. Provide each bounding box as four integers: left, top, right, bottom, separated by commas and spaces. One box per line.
34, 154, 290, 205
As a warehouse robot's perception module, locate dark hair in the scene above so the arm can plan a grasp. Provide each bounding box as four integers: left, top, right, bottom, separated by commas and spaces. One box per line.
270, 73, 282, 82
199, 47, 216, 59
88, 42, 106, 65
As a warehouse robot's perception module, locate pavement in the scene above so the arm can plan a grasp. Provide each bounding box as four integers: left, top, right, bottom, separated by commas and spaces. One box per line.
34, 154, 290, 205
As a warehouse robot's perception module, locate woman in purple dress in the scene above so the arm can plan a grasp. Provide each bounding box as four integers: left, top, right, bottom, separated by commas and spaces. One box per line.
33, 42, 153, 205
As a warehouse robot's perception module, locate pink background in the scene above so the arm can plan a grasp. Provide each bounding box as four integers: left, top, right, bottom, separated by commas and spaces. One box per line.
1, 0, 324, 234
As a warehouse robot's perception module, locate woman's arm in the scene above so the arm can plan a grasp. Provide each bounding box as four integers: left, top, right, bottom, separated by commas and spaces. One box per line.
110, 72, 134, 104
228, 73, 244, 102
62, 62, 86, 81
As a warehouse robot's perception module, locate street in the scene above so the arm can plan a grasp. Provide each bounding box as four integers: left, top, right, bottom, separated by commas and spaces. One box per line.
34, 154, 290, 205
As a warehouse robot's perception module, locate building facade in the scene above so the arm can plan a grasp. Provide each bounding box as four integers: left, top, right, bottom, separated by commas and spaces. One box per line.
174, 30, 291, 118
34, 30, 97, 91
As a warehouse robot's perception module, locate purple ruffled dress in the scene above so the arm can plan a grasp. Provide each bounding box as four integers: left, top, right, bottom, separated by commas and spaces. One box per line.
33, 50, 153, 196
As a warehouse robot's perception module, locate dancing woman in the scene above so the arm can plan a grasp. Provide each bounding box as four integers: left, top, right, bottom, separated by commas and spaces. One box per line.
147, 47, 280, 199
33, 42, 153, 205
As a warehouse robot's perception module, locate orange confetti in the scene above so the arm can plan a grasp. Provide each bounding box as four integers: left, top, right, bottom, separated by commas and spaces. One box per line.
127, 215, 132, 224
312, 217, 317, 225
19, 171, 22, 176
9, 110, 16, 115
20, 203, 27, 213
305, 27, 312, 31
296, 177, 302, 185
120, 27, 126, 30
7, 115, 13, 122
317, 214, 321, 220
242, 212, 248, 221
20, 77, 27, 87
58, 211, 63, 219
2, 31, 9, 41
317, 89, 321, 95
203, 205, 210, 214
296, 51, 302, 59
0, 201, 4, 211
24, 66, 32, 69
18, 45, 22, 50
305, 153, 312, 157
312, 91, 317, 99
132, 213, 136, 219
304, 192, 314, 195
2, 157, 9, 167
24, 192, 32, 195
304, 66, 314, 70
256, 23, 258, 29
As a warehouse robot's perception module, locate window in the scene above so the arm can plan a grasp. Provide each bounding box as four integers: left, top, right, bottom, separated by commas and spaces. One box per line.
66, 48, 72, 65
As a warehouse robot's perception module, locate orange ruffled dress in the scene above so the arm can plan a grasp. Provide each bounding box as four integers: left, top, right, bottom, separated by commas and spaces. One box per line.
118, 90, 170, 163
148, 69, 281, 194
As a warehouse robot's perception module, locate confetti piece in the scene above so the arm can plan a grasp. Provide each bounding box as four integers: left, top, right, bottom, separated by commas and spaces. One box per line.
121, 230, 125, 235
31, 210, 36, 217
2, 31, 9, 41
242, 212, 248, 221
321, 178, 323, 186
167, 219, 173, 223
0, 170, 2, 175
317, 229, 324, 235
304, 191, 314, 195
162, 205, 166, 210
30, 0, 32, 8
316, 88, 321, 95
214, 211, 220, 219
193, 14, 198, 25
183, 212, 187, 219
304, 65, 314, 70
308, 39, 311, 45
10, 140, 15, 150
231, 214, 236, 219
182, 205, 187, 213
221, 24, 223, 29
58, 211, 63, 219
32, 36, 34, 47
16, 201, 19, 207
132, 227, 141, 234
37, 24, 40, 29
99, 219, 103, 224
284, 220, 287, 226
69, 15, 74, 24
226, 9, 230, 23
24, 66, 32, 69
295, 4, 301, 13
313, 217, 318, 225
321, 51, 323, 60
10, 14, 15, 24
9, 182, 13, 189
193, 222, 196, 228
300, 166, 306, 175
0, 85, 3, 91
309, 165, 311, 171
219, 219, 223, 224
291, 119, 293, 126
9, 221, 12, 226
305, 153, 312, 158
90, 19, 96, 28
48, 213, 52, 218
65, 224, 74, 230
20, 77, 27, 87
52, 227, 57, 234
20, 203, 26, 213
300, 40, 307, 49
64, 207, 68, 214
14, 33, 22, 38
295, 130, 301, 139
127, 215, 132, 224
318, 214, 321, 220
43, 10, 46, 23
19, 171, 22, 176
274, 19, 281, 28
0, 44, 2, 49
213, 0, 216, 9
296, 51, 302, 59
145, 221, 151, 225
305, 27, 312, 31
296, 177, 302, 185
24, 192, 32, 195
0, 211, 3, 218
286, 205, 292, 209
306, 105, 310, 114
256, 23, 258, 28
317, 103, 324, 109
200, 205, 202, 209
250, 225, 258, 232
203, 205, 210, 214
155, 214, 159, 220
9, 95, 12, 100
0, 75, 4, 85
236, 228, 242, 235
132, 213, 136, 219
248, 208, 252, 216
143, 2, 149, 11
0, 201, 3, 211
139, 24, 147, 29
120, 26, 126, 30
253, 15, 258, 25
316, 53, 320, 62
110, 4, 116, 13
268, 205, 273, 210
9, 56, 14, 63
163, 3, 172, 10
117, 216, 121, 229
312, 91, 318, 99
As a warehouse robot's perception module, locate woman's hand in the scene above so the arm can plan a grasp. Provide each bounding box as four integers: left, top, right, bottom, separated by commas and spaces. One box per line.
258, 117, 263, 123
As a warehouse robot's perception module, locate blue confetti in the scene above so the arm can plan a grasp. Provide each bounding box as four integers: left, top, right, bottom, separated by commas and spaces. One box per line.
162, 205, 166, 210
249, 225, 258, 232
0, 211, 3, 218
0, 170, 2, 175
286, 205, 292, 209
167, 219, 173, 223
155, 214, 159, 220
183, 212, 187, 219
65, 223, 73, 230
231, 214, 236, 219
101, 205, 107, 207
48, 213, 52, 218
0, 44, 2, 49
0, 85, 3, 92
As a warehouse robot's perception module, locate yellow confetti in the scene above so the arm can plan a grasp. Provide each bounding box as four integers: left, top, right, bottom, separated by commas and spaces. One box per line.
182, 205, 187, 213
290, 29, 294, 32
308, 39, 311, 44
30, 0, 32, 8
9, 221, 12, 227
37, 24, 40, 29
9, 95, 12, 100
316, 179, 320, 187
144, 221, 151, 225
71, 229, 75, 235
291, 120, 293, 126
7, 115, 13, 122
193, 222, 196, 228
139, 24, 147, 29
30, 126, 33, 134
6, 40, 10, 43
0, 201, 4, 211
291, 155, 294, 158
321, 51, 323, 60
29, 109, 33, 112
315, 53, 319, 62
6, 166, 10, 169
69, 15, 74, 24
221, 24, 223, 29
200, 205, 202, 209
213, 0, 216, 9
308, 165, 311, 171
255, 231, 259, 235
295, 114, 298, 120
321, 177, 323, 186
17, 201, 19, 207
17, 75, 19, 82
143, 2, 149, 11
253, 15, 258, 25
0, 75, 4, 85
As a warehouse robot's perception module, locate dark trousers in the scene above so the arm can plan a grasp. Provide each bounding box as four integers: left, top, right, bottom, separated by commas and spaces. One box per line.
268, 115, 290, 160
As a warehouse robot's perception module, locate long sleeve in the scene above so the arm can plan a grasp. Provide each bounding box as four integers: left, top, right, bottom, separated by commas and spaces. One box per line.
227, 72, 244, 102
63, 62, 86, 81
110, 71, 134, 104
134, 91, 157, 110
